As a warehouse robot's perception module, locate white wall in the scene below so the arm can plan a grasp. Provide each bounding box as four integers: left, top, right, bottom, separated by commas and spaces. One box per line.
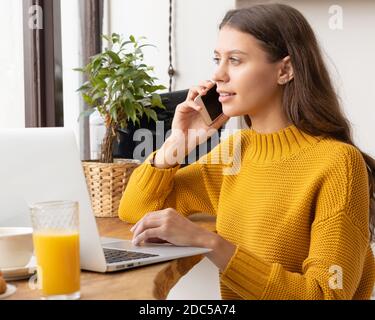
0, 0, 25, 128
108, 0, 235, 92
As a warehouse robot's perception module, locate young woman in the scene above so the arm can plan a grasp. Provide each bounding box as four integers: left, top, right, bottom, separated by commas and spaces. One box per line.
119, 4, 375, 299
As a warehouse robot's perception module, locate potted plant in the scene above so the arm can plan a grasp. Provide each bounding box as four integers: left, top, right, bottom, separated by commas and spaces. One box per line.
75, 33, 166, 217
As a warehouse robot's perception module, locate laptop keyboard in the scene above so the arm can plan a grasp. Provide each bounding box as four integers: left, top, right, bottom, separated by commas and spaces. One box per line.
103, 248, 159, 264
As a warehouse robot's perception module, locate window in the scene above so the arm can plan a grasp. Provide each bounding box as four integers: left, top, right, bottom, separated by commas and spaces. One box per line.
23, 0, 63, 127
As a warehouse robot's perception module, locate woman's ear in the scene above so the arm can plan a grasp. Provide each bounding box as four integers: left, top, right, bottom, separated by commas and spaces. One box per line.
277, 56, 294, 85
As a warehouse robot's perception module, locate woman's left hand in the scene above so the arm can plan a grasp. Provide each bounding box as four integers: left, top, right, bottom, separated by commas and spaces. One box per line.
130, 208, 215, 248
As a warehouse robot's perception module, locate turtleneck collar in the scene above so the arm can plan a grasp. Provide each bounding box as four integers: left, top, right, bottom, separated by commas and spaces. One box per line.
242, 124, 322, 163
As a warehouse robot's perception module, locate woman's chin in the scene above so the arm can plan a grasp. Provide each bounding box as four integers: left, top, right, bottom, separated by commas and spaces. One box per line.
222, 107, 242, 118
222, 103, 255, 118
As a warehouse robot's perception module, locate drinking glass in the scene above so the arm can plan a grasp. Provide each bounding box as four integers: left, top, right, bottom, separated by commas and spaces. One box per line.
30, 201, 80, 300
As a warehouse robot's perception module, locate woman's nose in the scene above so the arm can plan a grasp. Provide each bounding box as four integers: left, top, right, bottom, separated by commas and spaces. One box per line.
212, 65, 229, 83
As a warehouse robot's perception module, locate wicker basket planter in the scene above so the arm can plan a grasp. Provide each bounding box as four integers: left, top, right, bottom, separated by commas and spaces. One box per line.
82, 159, 140, 217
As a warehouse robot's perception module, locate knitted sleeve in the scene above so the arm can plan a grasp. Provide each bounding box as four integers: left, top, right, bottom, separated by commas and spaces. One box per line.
118, 132, 240, 223
220, 144, 374, 299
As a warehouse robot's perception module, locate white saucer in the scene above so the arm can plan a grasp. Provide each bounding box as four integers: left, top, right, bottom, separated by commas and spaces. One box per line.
1, 266, 37, 281
1, 256, 37, 281
0, 284, 17, 299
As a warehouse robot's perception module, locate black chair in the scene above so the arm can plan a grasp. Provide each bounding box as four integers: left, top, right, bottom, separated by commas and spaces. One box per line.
113, 89, 222, 165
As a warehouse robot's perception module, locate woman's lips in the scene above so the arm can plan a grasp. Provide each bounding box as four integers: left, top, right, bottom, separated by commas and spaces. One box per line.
219, 93, 236, 103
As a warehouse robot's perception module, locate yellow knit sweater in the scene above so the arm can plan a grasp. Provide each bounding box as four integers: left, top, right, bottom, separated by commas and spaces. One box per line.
119, 124, 375, 300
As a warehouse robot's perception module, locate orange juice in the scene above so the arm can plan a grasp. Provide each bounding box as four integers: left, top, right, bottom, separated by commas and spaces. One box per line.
33, 230, 80, 296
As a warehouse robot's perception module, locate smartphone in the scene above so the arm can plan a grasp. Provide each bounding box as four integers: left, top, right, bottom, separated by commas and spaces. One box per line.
194, 84, 223, 126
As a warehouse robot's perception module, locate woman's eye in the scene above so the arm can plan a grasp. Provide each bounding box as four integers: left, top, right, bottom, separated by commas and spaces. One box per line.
229, 57, 240, 64
212, 57, 220, 65
212, 57, 240, 65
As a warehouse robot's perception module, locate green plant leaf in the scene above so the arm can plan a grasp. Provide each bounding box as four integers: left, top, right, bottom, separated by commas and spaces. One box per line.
133, 78, 146, 89
115, 68, 135, 79
93, 79, 107, 91
122, 99, 133, 117
134, 102, 143, 114
76, 81, 91, 92
82, 93, 94, 105
112, 33, 120, 43
76, 32, 167, 131
120, 40, 133, 47
98, 68, 111, 77
93, 59, 104, 74
124, 90, 135, 102
144, 85, 166, 93
92, 92, 105, 101
129, 108, 137, 122
106, 51, 122, 64
138, 44, 156, 50
135, 87, 145, 97
119, 120, 126, 129
151, 94, 163, 108
144, 108, 158, 122
110, 104, 118, 123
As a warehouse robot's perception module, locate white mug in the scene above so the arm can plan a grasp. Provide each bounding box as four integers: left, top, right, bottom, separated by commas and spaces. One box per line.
0, 228, 34, 269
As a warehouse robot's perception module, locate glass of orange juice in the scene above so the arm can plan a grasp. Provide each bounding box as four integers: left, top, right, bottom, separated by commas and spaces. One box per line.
30, 201, 80, 300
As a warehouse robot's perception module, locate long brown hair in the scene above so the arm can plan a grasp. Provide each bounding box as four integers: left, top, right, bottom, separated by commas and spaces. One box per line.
220, 4, 375, 242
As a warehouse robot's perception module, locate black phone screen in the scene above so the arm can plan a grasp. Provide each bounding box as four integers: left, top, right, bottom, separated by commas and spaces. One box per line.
201, 85, 223, 121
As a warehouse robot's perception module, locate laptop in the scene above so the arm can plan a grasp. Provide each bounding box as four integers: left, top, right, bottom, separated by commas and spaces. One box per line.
0, 128, 211, 272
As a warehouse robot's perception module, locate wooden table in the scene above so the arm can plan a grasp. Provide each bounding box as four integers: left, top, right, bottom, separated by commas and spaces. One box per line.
6, 214, 216, 300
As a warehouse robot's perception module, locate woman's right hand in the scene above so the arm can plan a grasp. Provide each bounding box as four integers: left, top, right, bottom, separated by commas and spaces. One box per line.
171, 80, 228, 134
154, 81, 229, 168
